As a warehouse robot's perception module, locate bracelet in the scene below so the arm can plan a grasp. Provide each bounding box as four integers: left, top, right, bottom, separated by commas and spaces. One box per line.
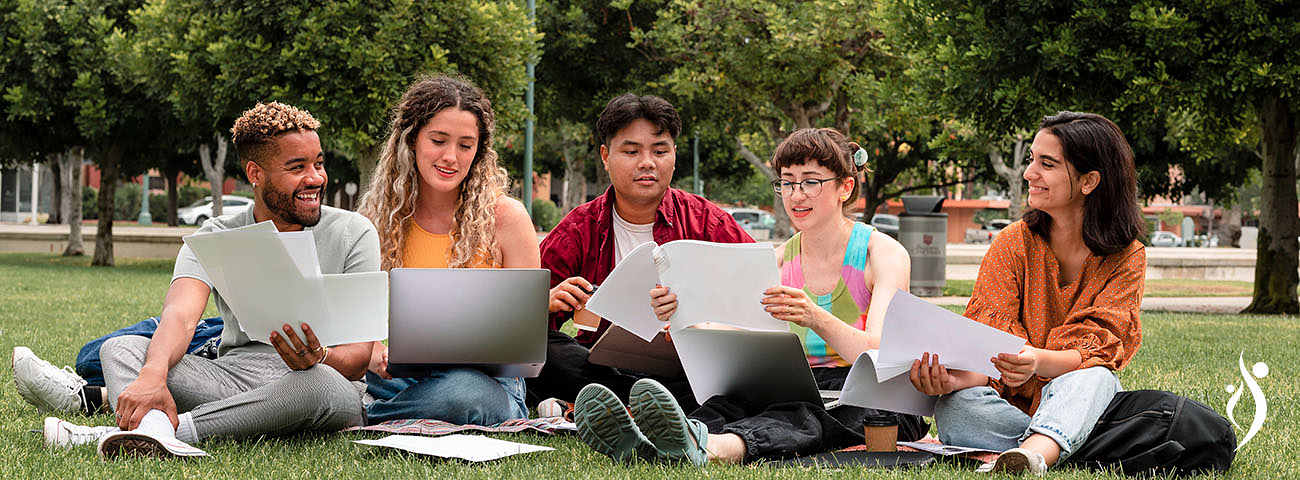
318, 347, 330, 366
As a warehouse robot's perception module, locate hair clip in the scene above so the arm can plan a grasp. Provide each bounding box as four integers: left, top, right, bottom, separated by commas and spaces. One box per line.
852, 148, 868, 168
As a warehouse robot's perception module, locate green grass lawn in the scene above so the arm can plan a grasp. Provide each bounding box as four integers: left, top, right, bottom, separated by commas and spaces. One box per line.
1, 252, 1295, 478
944, 279, 1258, 298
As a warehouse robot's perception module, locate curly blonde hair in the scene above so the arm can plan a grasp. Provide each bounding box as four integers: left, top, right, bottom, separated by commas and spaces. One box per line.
358, 75, 509, 270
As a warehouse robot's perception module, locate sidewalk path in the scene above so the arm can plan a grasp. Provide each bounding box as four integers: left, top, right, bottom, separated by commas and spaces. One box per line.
925, 296, 1252, 314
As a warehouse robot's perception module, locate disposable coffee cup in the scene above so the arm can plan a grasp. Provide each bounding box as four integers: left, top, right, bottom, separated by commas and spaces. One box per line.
862, 413, 898, 452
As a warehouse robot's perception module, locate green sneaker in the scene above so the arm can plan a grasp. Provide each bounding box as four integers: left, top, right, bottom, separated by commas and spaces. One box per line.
629, 379, 709, 466
574, 383, 656, 463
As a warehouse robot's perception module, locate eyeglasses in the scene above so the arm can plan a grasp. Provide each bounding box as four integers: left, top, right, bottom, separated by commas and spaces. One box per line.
772, 177, 839, 197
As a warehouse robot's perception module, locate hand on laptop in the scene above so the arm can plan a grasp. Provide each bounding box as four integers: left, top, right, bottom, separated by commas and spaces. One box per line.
549, 276, 594, 313
270, 322, 328, 371
368, 342, 392, 379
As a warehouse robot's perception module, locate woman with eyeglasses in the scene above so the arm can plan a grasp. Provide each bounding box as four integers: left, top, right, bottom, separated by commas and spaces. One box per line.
599, 128, 927, 466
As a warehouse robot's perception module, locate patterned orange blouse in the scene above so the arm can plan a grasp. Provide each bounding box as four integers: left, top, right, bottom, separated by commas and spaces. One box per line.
964, 220, 1145, 415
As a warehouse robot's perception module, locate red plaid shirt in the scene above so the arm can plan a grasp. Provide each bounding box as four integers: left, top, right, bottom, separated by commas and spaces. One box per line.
540, 186, 755, 344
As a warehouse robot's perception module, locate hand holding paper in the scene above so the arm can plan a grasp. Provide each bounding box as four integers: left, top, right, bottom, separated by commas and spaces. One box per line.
876, 289, 1026, 381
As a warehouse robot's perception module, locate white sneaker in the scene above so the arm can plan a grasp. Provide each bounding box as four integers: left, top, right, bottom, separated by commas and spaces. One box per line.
989, 447, 1048, 475
43, 417, 118, 449
13, 346, 88, 413
97, 410, 208, 460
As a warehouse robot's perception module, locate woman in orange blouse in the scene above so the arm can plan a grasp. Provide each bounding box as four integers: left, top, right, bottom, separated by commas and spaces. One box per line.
910, 112, 1146, 474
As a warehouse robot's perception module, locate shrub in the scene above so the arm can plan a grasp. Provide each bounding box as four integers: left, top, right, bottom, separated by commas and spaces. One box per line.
81, 187, 98, 220
531, 199, 562, 232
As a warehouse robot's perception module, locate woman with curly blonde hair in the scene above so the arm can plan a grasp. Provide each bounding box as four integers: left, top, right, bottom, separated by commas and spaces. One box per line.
357, 75, 539, 425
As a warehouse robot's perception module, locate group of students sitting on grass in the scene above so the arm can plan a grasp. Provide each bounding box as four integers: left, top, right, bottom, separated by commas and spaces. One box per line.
13, 74, 1156, 474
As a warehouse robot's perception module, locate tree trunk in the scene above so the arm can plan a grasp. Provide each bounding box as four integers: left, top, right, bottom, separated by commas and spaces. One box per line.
355, 145, 379, 202
199, 134, 229, 218
1220, 201, 1243, 247
47, 155, 62, 224
560, 143, 585, 215
736, 136, 792, 238
988, 134, 1029, 219
1243, 94, 1299, 314
164, 165, 180, 226
92, 144, 125, 266
62, 147, 85, 256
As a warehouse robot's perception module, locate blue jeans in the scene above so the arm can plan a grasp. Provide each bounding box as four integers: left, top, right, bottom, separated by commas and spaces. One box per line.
364, 367, 528, 425
77, 316, 223, 386
934, 366, 1120, 460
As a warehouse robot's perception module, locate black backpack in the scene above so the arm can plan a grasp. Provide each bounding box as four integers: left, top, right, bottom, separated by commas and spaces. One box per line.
1066, 389, 1237, 476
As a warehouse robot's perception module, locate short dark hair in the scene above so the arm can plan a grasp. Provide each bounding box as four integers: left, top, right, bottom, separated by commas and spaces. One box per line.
1024, 111, 1145, 255
594, 93, 681, 146
230, 102, 320, 166
772, 128, 869, 208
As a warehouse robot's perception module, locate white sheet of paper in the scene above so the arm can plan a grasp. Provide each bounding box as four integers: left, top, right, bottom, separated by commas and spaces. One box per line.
655, 241, 787, 333
354, 434, 553, 462
183, 228, 386, 345
840, 350, 938, 417
277, 230, 321, 278
877, 289, 1027, 381
317, 271, 389, 345
583, 242, 666, 341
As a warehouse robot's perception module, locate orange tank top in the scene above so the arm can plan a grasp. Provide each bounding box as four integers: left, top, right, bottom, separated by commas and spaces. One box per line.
401, 221, 496, 269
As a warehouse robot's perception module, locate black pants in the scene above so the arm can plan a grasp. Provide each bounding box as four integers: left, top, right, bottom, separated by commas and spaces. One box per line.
688, 367, 929, 461
526, 330, 699, 411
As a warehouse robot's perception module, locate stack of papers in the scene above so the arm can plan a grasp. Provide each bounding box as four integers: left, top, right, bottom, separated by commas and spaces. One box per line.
585, 241, 787, 341
183, 221, 388, 346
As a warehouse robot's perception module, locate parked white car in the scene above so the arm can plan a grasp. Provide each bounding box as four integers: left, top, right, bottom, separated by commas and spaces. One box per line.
178, 196, 254, 225
724, 207, 775, 240
1150, 231, 1184, 247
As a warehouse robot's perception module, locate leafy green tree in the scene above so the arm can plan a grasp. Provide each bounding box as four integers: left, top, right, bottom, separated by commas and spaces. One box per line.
534, 0, 673, 214
3, 0, 165, 266
121, 0, 541, 204
631, 0, 969, 236
1125, 2, 1300, 313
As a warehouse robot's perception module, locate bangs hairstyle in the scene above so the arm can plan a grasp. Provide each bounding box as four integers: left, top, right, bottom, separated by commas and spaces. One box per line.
594, 93, 682, 146
230, 102, 320, 166
771, 128, 869, 208
357, 74, 508, 270
1024, 111, 1145, 255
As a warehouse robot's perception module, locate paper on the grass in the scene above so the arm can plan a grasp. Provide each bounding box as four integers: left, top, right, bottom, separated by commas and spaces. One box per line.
897, 441, 999, 456
354, 434, 553, 462
877, 289, 1026, 381
183, 225, 387, 345
840, 350, 937, 417
584, 242, 665, 341
654, 240, 787, 333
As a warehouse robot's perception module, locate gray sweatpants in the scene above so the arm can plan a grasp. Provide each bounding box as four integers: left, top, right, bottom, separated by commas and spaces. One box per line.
101, 335, 363, 442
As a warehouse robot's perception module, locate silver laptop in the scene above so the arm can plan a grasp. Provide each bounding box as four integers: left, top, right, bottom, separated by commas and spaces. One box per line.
386, 268, 549, 378
671, 328, 823, 406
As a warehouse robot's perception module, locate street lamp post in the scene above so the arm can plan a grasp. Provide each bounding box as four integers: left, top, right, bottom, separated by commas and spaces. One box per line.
523, 0, 536, 217
137, 174, 152, 225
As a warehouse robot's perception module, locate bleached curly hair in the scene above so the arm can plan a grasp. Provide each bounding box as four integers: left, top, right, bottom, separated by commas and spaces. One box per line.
230, 102, 320, 165
358, 75, 509, 270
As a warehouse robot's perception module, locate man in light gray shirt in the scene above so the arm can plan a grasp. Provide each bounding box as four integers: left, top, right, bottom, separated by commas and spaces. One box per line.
41, 102, 379, 459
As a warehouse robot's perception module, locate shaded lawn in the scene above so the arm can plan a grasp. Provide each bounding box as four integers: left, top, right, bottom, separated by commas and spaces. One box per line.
1, 253, 1294, 478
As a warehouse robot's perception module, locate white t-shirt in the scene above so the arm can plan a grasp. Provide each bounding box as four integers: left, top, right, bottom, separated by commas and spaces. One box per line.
612, 207, 655, 264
